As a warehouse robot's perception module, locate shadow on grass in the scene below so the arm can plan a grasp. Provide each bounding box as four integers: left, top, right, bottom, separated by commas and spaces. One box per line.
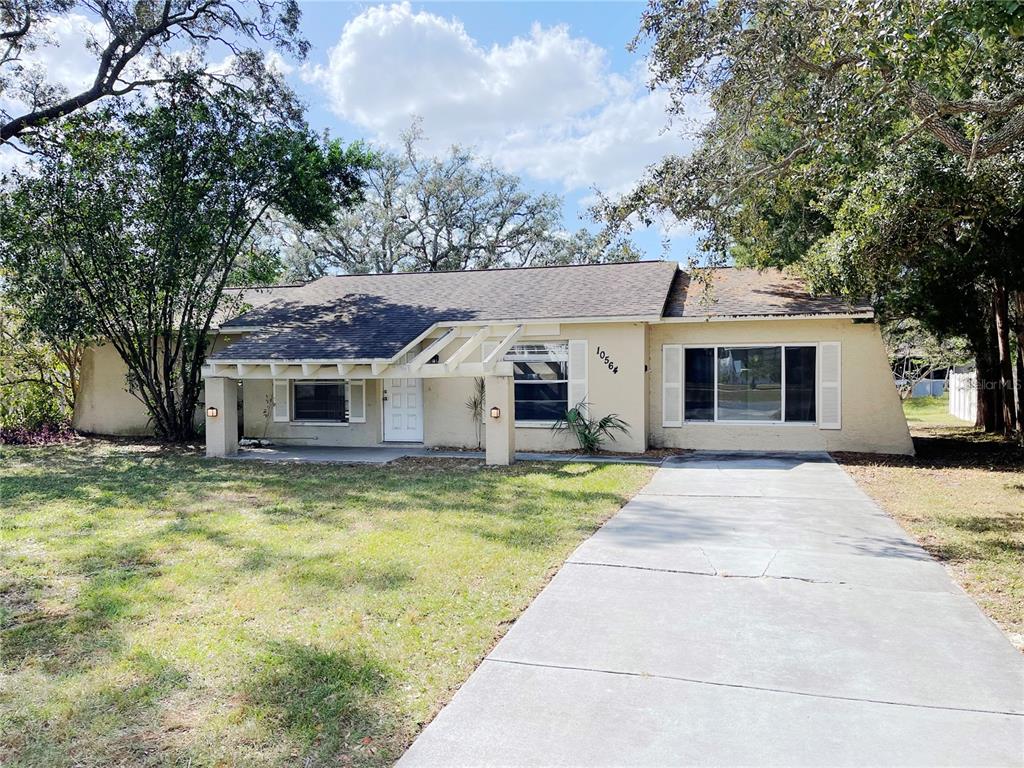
289, 554, 414, 592
2, 648, 189, 765
2, 541, 162, 673
834, 425, 1024, 472
244, 640, 393, 763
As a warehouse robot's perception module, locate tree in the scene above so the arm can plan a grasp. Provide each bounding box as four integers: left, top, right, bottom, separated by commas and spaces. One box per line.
1, 0, 307, 145
0, 295, 80, 428
600, 0, 1024, 433
0, 77, 372, 440
282, 125, 638, 279
884, 319, 970, 401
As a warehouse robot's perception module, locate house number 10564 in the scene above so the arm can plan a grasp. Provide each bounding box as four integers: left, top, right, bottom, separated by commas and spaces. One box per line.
596, 346, 619, 374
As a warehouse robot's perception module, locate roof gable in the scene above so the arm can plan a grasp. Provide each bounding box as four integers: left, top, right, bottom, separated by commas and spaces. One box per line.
212, 261, 677, 361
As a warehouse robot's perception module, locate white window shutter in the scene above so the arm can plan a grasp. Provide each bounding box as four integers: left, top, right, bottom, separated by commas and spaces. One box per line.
662, 345, 683, 427
568, 340, 588, 410
272, 379, 290, 422
818, 342, 842, 429
348, 380, 366, 423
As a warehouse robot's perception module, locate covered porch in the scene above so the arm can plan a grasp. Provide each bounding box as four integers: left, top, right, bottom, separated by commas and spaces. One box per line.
201, 321, 537, 465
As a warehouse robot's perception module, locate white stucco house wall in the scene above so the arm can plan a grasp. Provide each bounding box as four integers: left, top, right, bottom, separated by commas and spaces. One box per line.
73, 261, 914, 463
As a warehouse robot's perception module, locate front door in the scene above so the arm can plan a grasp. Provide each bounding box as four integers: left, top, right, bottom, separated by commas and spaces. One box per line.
382, 375, 423, 442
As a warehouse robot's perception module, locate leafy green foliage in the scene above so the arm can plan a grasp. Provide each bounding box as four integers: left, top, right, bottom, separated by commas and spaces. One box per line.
600, 0, 1024, 431
0, 78, 371, 440
552, 401, 631, 453
0, 297, 79, 429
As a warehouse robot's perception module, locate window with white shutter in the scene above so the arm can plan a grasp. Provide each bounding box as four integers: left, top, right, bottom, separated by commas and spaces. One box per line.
662, 345, 683, 427
818, 341, 842, 429
272, 379, 290, 422
568, 339, 588, 412
347, 380, 366, 423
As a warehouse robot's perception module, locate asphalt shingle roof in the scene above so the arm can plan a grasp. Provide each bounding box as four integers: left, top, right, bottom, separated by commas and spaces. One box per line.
210, 263, 871, 362
662, 268, 872, 319
211, 261, 678, 361
212, 284, 305, 328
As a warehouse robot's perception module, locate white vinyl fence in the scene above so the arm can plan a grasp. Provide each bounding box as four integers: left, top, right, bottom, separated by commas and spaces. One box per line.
948, 369, 977, 422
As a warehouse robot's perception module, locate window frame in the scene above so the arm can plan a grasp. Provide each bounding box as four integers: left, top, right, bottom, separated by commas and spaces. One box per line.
504, 341, 570, 427
290, 380, 350, 425
678, 342, 819, 426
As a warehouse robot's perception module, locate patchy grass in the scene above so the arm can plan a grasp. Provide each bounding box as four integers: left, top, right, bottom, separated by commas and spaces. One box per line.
835, 412, 1024, 651
902, 394, 968, 426
0, 441, 653, 767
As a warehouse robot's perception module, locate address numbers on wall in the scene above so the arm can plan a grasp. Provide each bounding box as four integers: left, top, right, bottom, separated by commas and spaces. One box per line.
596, 346, 619, 374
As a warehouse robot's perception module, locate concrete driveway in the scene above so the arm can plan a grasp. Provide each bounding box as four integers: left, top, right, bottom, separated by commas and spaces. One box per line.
399, 452, 1024, 767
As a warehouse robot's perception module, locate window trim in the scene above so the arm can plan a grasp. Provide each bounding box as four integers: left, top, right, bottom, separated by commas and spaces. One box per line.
290, 380, 350, 426
505, 341, 571, 426
678, 342, 818, 426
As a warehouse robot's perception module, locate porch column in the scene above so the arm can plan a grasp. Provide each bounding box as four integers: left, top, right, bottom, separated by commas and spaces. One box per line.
205, 377, 238, 458
484, 375, 515, 466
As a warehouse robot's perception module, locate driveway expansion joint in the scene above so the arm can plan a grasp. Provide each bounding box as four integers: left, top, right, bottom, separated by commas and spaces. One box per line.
483, 658, 1024, 718
567, 559, 840, 585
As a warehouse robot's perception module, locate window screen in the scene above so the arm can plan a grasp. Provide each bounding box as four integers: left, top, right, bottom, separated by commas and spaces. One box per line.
717, 347, 782, 421
293, 382, 347, 422
684, 347, 715, 421
784, 346, 817, 422
505, 343, 569, 421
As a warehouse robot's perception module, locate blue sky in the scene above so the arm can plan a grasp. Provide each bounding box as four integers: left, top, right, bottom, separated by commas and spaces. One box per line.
285, 1, 707, 261
1, 1, 709, 262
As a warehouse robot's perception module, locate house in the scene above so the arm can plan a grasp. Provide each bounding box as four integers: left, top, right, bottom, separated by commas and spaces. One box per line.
73, 261, 914, 463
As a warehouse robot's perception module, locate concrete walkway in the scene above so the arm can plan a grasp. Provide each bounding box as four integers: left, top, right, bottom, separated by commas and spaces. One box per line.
399, 452, 1024, 767
225, 444, 665, 465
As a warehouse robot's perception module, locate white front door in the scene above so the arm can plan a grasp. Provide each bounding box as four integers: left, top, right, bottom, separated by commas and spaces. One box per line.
382, 374, 423, 442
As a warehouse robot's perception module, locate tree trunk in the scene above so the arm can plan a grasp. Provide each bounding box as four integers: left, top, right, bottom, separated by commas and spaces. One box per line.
973, 299, 1003, 432
1015, 290, 1024, 434
994, 285, 1016, 435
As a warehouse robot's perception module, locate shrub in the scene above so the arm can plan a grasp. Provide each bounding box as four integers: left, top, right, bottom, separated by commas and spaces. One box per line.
552, 401, 630, 453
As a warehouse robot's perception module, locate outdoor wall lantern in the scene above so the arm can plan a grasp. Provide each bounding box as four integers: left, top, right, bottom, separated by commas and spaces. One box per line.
206, 406, 218, 418
489, 406, 501, 420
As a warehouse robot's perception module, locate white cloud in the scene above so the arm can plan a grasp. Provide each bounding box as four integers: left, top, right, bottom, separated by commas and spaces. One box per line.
0, 13, 109, 117
305, 2, 709, 196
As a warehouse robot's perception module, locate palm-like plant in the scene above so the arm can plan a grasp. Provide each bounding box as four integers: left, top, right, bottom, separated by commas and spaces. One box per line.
552, 401, 630, 453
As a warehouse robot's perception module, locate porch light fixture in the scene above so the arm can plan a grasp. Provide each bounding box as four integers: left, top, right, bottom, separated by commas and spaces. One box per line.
206, 406, 218, 418
489, 406, 501, 419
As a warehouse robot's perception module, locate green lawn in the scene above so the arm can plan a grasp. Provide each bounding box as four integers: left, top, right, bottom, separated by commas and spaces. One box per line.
902, 393, 967, 425
0, 442, 653, 767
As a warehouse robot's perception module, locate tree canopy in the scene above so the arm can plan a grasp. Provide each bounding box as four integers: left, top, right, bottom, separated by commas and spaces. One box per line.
282, 125, 639, 279
0, 77, 372, 439
601, 0, 1024, 433
1, 0, 307, 144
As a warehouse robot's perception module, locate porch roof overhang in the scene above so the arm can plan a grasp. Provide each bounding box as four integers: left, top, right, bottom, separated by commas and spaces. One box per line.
201, 320, 533, 380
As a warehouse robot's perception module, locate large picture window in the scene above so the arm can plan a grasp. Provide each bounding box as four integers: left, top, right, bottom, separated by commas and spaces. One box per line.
681, 345, 816, 424
505, 343, 569, 422
717, 346, 783, 421
293, 381, 347, 422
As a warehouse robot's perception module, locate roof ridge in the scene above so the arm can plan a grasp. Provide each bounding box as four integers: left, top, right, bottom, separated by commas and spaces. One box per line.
227, 283, 306, 290
305, 259, 676, 282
